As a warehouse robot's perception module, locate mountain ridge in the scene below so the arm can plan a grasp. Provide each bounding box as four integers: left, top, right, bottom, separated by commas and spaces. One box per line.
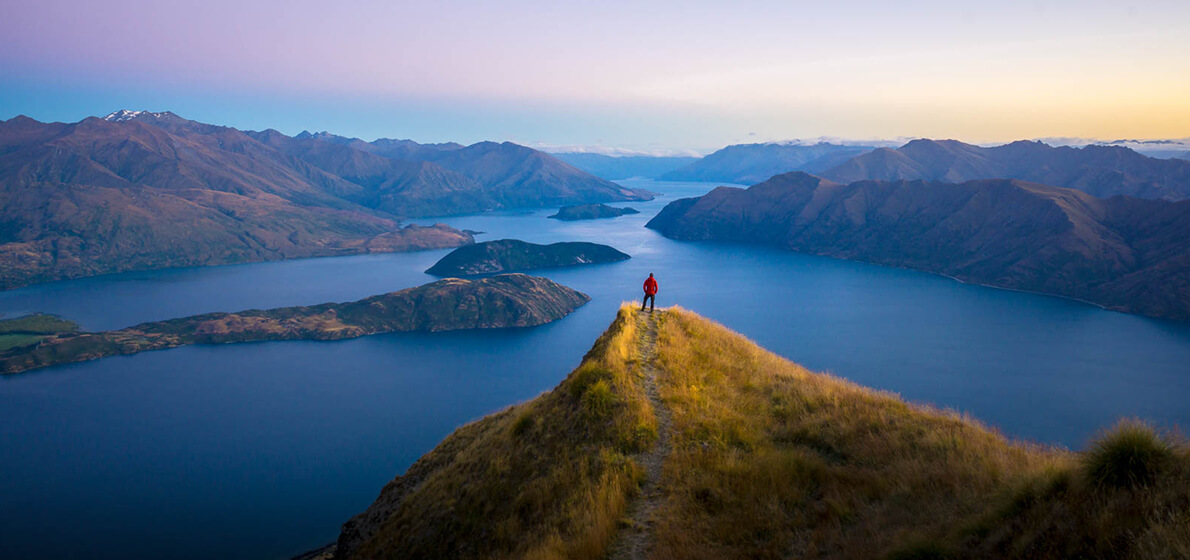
646, 171, 1190, 321
0, 111, 652, 288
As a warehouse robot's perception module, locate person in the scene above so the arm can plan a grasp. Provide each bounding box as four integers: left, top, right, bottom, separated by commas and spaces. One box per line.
642, 273, 658, 311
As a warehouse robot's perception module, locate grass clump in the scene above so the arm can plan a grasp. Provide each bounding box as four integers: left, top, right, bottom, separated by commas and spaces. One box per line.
1082, 419, 1174, 490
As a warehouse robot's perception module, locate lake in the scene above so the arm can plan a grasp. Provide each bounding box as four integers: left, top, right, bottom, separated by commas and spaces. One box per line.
2, 179, 1189, 560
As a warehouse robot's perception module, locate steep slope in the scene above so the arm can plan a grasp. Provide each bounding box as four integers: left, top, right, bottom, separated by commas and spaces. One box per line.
426, 239, 630, 276
549, 153, 698, 180
0, 274, 588, 374
0, 115, 473, 289
284, 131, 655, 208
660, 142, 874, 184
647, 172, 1190, 321
334, 307, 1190, 559
822, 139, 1190, 200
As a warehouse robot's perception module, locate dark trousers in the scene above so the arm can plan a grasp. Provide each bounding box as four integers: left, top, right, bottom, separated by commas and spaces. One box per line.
642, 293, 655, 310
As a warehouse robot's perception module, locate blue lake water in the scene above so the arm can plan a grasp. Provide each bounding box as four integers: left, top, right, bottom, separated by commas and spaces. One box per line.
2, 179, 1189, 559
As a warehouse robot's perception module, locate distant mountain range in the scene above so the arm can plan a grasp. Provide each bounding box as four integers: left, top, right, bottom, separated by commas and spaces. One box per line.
549, 153, 698, 180
0, 111, 652, 288
820, 139, 1190, 200
659, 142, 876, 184
648, 172, 1190, 321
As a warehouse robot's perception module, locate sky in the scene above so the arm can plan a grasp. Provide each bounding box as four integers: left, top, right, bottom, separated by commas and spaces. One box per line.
2, 0, 1188, 154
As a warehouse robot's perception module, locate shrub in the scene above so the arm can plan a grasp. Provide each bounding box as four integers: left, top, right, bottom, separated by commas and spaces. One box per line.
1082, 419, 1174, 490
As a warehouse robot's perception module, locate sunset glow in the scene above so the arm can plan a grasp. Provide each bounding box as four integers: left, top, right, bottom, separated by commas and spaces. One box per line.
3, 0, 1188, 150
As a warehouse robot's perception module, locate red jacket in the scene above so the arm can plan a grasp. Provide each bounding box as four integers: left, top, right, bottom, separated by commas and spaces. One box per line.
643, 277, 658, 295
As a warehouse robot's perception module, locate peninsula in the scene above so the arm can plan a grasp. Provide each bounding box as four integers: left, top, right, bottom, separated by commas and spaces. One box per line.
0, 274, 589, 374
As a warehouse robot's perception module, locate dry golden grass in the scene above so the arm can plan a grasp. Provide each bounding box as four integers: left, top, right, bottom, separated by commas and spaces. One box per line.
648, 307, 1060, 559
340, 306, 1190, 560
649, 308, 1190, 560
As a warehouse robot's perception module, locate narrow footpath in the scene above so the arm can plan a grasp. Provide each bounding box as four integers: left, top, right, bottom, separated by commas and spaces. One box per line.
606, 309, 672, 560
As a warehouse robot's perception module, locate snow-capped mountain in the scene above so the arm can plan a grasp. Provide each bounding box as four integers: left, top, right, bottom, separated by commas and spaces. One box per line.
102, 109, 176, 122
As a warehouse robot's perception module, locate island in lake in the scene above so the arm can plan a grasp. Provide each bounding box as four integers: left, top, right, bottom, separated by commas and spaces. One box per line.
426, 239, 631, 276
0, 274, 588, 375
548, 203, 640, 221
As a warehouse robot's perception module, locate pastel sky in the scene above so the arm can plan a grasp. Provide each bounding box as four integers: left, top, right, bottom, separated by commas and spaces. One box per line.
2, 0, 1188, 153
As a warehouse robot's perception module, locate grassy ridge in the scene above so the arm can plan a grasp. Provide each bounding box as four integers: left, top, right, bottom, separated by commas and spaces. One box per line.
338, 304, 653, 559
335, 307, 1190, 559
649, 308, 1052, 558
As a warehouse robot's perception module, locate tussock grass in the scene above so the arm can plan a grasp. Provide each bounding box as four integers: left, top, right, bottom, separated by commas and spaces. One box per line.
1083, 419, 1174, 490
947, 420, 1190, 560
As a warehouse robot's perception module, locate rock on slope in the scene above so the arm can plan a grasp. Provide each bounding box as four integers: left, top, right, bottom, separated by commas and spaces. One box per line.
646, 172, 1190, 321
426, 239, 631, 276
0, 274, 589, 374
334, 306, 1190, 559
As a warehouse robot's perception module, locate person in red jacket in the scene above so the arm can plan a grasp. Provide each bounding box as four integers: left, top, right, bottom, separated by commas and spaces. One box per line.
642, 273, 658, 312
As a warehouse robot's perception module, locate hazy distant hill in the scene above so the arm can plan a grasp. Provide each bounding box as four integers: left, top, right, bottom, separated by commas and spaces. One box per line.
647, 172, 1190, 321
660, 142, 874, 184
334, 305, 1190, 559
279, 131, 655, 211
822, 139, 1190, 200
549, 152, 698, 179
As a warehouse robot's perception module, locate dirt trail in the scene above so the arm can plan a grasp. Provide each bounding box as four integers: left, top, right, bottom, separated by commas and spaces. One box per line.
606, 309, 672, 560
